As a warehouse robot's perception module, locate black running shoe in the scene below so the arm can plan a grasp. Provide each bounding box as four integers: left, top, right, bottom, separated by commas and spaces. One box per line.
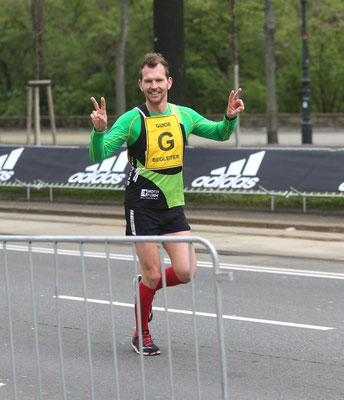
133, 275, 154, 322
131, 330, 161, 356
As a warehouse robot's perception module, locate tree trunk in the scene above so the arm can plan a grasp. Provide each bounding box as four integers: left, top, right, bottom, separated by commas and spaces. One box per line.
31, 0, 45, 80
153, 0, 186, 105
230, 0, 240, 147
265, 0, 278, 144
115, 0, 129, 117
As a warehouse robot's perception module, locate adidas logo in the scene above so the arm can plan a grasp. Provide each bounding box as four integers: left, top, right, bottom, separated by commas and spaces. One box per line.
191, 150, 265, 190
68, 150, 128, 185
0, 147, 24, 182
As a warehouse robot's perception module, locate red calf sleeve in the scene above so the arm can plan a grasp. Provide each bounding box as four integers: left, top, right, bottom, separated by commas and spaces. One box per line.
155, 266, 185, 291
135, 281, 155, 332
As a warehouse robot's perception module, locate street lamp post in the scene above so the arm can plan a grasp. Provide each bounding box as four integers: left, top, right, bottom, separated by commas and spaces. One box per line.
301, 0, 312, 144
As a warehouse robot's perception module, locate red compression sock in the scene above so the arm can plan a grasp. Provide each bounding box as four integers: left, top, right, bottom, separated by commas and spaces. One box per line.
155, 266, 185, 291
135, 281, 155, 332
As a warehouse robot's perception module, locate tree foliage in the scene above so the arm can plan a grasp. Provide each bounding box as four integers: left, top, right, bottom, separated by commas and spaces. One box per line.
0, 0, 343, 117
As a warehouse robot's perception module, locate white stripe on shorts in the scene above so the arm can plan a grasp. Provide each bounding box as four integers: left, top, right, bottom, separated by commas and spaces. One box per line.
130, 209, 136, 235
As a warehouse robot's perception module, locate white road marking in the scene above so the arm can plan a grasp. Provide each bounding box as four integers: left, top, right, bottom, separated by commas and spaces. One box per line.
57, 295, 335, 331
2, 244, 344, 280
0, 383, 6, 387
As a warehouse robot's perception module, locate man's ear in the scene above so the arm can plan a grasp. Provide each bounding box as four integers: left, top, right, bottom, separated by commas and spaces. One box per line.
167, 77, 173, 90
138, 79, 143, 92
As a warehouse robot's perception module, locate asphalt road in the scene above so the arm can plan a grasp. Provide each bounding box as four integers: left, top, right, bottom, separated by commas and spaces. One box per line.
1, 242, 343, 400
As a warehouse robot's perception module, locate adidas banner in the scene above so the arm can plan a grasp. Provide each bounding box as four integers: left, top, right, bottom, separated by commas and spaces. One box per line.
183, 147, 344, 192
0, 146, 130, 186
1, 145, 344, 192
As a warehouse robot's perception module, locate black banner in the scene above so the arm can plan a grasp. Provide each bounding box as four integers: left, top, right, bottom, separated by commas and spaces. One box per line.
0, 145, 343, 192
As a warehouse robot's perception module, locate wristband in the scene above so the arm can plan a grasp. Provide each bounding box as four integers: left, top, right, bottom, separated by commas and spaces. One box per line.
224, 113, 237, 121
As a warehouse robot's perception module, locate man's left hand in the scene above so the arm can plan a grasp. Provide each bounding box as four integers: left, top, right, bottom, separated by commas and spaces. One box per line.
226, 88, 245, 119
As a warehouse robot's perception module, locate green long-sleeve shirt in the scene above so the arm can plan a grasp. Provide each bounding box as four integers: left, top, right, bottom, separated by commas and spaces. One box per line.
89, 103, 237, 208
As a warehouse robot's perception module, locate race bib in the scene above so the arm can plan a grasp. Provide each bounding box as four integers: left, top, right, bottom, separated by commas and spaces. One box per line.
144, 114, 184, 170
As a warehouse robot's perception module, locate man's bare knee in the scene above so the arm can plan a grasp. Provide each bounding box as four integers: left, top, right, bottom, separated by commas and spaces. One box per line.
141, 263, 162, 288
174, 263, 197, 283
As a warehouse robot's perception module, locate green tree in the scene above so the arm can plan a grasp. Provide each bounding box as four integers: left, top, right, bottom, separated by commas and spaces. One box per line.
0, 0, 343, 117
0, 1, 33, 116
307, 0, 344, 112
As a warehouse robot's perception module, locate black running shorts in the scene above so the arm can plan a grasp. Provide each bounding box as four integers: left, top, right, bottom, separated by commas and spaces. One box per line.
125, 206, 191, 236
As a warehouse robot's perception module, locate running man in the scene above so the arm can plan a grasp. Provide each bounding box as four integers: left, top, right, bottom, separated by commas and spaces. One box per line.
89, 53, 244, 356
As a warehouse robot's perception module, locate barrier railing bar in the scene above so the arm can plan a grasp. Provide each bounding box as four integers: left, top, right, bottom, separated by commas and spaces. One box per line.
1, 180, 343, 214
80, 242, 95, 400
105, 241, 121, 400
2, 179, 343, 199
159, 242, 175, 400
132, 243, 146, 400
189, 242, 202, 400
0, 235, 225, 247
28, 241, 43, 400
3, 241, 18, 400
54, 241, 68, 400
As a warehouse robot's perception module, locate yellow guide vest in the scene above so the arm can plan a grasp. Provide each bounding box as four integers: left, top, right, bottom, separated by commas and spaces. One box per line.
134, 104, 184, 171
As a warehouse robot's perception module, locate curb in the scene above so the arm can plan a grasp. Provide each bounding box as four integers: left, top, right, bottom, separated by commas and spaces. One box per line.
185, 216, 344, 234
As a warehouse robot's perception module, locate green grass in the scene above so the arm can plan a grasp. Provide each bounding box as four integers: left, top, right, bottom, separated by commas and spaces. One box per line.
0, 186, 343, 214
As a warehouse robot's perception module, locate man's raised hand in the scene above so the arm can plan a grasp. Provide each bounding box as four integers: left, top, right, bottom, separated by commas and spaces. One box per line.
226, 88, 245, 119
90, 97, 108, 132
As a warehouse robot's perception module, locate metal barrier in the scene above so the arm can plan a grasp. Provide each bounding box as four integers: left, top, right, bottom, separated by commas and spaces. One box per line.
2, 178, 342, 213
0, 235, 231, 400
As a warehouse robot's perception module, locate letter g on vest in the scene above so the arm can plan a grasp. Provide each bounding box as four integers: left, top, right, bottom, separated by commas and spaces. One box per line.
158, 131, 174, 151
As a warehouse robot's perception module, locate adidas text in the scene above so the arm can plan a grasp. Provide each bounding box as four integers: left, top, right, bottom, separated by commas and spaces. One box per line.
68, 171, 126, 185
192, 174, 259, 189
191, 151, 265, 190
68, 151, 128, 185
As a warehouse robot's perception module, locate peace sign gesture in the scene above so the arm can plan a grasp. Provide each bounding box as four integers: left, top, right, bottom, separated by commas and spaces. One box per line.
90, 97, 108, 132
226, 88, 245, 119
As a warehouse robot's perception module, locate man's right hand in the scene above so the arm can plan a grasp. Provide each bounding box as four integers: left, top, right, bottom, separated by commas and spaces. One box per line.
90, 97, 108, 132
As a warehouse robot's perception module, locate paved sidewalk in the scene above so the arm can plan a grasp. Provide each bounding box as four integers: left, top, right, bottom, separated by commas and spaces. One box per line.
0, 199, 343, 233
0, 126, 344, 148
1, 200, 343, 261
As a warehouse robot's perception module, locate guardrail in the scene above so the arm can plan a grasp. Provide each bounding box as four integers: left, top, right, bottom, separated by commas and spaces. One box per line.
1, 179, 343, 213
1, 235, 232, 400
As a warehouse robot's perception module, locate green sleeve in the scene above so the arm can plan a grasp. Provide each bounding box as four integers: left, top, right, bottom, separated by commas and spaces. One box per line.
179, 106, 237, 142
89, 109, 141, 162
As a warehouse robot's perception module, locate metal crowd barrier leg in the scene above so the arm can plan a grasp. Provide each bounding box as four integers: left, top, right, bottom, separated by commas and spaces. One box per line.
159, 242, 175, 399
189, 242, 202, 400
28, 241, 43, 400
3, 242, 18, 400
54, 241, 68, 400
80, 242, 95, 400
132, 242, 147, 400
303, 196, 307, 213
105, 241, 121, 399
210, 244, 231, 400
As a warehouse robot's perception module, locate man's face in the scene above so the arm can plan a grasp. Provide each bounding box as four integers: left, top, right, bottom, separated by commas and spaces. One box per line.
138, 63, 172, 106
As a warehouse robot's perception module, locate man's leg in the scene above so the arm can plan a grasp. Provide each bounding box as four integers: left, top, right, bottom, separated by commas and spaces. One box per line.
132, 232, 196, 355
157, 230, 197, 289
131, 242, 162, 355
133, 233, 196, 329
134, 242, 161, 332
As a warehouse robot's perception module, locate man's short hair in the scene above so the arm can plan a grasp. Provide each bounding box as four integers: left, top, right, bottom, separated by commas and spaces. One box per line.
139, 53, 170, 80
